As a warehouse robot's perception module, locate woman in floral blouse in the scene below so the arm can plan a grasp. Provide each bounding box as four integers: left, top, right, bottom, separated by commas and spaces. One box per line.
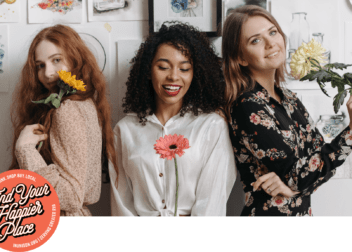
222, 5, 352, 216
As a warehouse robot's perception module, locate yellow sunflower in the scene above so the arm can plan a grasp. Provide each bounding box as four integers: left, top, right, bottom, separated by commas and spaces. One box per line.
290, 39, 327, 79
57, 70, 86, 91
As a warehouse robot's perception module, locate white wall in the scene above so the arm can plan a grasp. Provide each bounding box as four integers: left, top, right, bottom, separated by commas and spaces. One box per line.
0, 0, 351, 216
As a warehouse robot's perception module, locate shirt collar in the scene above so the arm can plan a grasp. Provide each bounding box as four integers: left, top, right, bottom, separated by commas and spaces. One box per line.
252, 82, 291, 104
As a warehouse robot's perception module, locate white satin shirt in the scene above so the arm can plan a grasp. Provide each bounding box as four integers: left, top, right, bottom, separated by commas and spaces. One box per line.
109, 112, 237, 216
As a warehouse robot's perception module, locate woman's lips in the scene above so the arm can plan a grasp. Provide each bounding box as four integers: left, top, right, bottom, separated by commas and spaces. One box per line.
163, 85, 181, 96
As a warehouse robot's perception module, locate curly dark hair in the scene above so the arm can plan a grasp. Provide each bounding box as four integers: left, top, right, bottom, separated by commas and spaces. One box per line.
123, 21, 226, 124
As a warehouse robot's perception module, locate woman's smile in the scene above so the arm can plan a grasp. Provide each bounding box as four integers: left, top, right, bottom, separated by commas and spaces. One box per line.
162, 84, 182, 96
151, 43, 193, 109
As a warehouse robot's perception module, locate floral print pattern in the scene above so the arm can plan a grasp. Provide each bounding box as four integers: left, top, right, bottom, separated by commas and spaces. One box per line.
229, 83, 352, 216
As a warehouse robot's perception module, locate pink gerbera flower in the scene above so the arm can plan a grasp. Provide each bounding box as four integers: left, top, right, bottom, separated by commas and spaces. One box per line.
154, 134, 190, 216
154, 134, 190, 160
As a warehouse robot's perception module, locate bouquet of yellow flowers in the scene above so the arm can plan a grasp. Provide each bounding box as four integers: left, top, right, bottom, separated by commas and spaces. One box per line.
32, 70, 86, 108
290, 39, 352, 113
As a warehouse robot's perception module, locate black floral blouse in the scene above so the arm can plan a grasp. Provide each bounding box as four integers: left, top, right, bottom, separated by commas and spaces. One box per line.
229, 82, 352, 216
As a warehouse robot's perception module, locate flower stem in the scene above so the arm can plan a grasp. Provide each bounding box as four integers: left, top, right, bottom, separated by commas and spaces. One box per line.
174, 158, 179, 217
58, 88, 65, 100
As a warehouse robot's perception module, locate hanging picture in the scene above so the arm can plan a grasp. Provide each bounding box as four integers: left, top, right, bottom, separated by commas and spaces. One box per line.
168, 0, 203, 18
223, 0, 266, 23
28, 0, 83, 24
0, 25, 8, 92
149, 0, 221, 36
0, 0, 20, 23
88, 0, 148, 22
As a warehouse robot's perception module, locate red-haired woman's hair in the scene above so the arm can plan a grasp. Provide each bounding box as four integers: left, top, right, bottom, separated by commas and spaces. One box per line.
10, 25, 118, 183
222, 5, 287, 119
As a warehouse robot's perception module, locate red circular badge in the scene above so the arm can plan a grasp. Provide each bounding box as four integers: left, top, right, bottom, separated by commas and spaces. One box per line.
0, 170, 60, 252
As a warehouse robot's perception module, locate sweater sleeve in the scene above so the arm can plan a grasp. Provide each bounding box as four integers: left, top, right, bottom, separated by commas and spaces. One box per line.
15, 100, 99, 213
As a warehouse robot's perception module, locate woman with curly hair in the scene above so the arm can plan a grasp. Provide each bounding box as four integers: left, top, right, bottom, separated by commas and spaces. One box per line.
10, 25, 118, 216
109, 22, 236, 216
222, 5, 352, 216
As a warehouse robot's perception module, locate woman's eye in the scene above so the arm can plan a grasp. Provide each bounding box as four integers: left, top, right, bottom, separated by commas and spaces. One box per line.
251, 38, 260, 44
158, 66, 168, 70
180, 68, 190, 72
270, 30, 277, 36
53, 58, 61, 63
36, 64, 45, 69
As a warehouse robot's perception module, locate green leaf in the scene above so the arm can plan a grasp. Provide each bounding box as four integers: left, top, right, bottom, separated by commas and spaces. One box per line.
300, 70, 318, 81
52, 98, 61, 108
325, 63, 352, 70
343, 73, 352, 85
333, 90, 348, 114
32, 99, 46, 104
300, 69, 331, 83
44, 93, 58, 104
317, 80, 330, 97
312, 70, 331, 82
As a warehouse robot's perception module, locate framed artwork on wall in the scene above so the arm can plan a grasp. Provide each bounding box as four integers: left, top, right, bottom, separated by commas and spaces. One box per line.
28, 0, 83, 24
149, 0, 222, 37
0, 0, 20, 23
222, 0, 267, 25
87, 0, 148, 22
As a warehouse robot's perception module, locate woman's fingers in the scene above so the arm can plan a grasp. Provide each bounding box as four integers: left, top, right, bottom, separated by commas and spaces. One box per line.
31, 123, 45, 131
36, 133, 48, 142
16, 124, 47, 149
263, 180, 279, 195
252, 172, 275, 191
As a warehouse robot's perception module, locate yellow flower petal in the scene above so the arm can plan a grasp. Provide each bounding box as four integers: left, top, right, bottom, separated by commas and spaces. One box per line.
57, 70, 86, 92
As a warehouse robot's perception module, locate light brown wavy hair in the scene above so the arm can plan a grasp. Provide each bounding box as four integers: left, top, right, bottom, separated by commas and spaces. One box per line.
10, 25, 118, 184
222, 5, 287, 119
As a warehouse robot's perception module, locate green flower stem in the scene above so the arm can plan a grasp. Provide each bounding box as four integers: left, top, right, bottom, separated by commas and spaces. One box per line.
174, 158, 179, 217
36, 88, 65, 151
58, 88, 65, 100
310, 59, 322, 70
328, 70, 342, 78
37, 141, 43, 151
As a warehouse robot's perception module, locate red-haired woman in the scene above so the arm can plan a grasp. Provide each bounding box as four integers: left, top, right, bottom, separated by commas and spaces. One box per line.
222, 5, 352, 216
10, 25, 118, 216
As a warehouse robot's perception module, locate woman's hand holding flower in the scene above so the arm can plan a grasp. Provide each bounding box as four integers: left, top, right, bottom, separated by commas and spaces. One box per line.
252, 172, 299, 198
16, 124, 47, 149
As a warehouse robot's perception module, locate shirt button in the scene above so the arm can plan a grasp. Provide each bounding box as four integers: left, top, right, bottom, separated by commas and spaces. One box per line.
159, 173, 163, 177
162, 200, 165, 203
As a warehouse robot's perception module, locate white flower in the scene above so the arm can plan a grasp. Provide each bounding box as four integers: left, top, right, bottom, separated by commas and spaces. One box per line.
345, 131, 352, 145
338, 146, 352, 160
281, 130, 292, 138
255, 149, 265, 159
290, 38, 327, 79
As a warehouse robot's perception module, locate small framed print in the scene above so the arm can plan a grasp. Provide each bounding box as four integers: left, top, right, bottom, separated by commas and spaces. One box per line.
149, 0, 222, 37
